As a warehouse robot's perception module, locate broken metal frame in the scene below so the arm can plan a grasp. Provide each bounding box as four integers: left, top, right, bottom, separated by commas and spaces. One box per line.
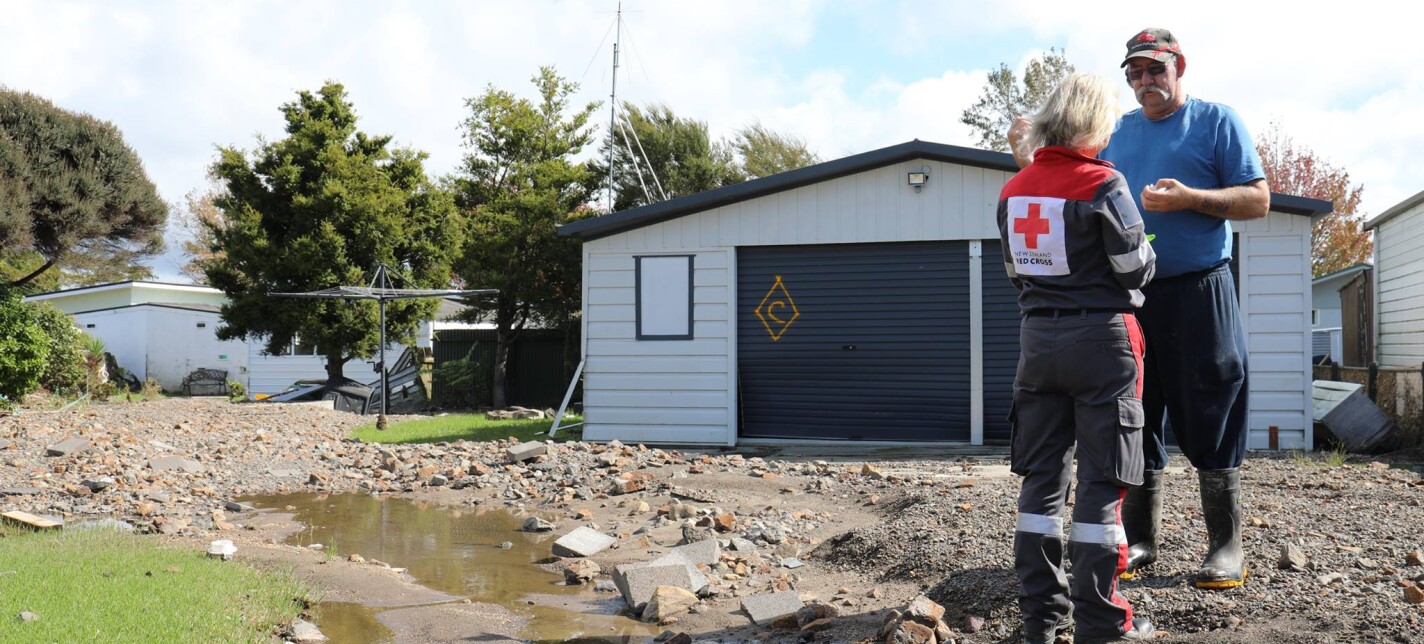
270, 263, 497, 428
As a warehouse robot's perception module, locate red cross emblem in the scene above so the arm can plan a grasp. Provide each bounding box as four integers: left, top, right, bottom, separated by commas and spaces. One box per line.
1014, 203, 1051, 249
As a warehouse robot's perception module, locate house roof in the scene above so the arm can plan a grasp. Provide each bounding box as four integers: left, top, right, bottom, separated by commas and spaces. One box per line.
68, 302, 224, 315
1364, 187, 1424, 231
1311, 263, 1372, 289
559, 139, 1336, 241
24, 280, 219, 301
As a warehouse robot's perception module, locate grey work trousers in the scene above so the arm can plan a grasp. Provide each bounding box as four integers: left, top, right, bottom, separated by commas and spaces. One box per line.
1010, 310, 1147, 640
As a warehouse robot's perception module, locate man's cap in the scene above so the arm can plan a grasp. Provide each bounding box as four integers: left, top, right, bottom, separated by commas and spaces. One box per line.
1121, 28, 1182, 67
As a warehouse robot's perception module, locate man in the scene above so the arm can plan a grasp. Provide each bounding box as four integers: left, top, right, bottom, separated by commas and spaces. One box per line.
1008, 28, 1269, 590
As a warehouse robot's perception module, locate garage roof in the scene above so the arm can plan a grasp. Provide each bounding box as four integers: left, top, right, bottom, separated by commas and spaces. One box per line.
559, 139, 1333, 242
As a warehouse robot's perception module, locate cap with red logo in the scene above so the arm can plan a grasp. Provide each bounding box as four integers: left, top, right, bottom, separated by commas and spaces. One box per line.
1121, 28, 1182, 67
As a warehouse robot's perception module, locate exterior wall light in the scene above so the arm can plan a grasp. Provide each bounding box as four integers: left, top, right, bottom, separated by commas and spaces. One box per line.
908, 166, 930, 192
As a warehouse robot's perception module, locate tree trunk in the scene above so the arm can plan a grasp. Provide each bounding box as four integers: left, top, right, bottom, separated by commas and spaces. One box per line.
492, 327, 512, 409
325, 353, 346, 382
10, 257, 55, 288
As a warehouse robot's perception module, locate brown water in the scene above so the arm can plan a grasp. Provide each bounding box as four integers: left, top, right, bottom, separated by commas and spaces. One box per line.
245, 492, 659, 643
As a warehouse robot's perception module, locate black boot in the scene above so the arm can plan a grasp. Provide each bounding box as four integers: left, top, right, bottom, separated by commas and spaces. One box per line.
1195, 468, 1246, 589
1073, 617, 1156, 643
1119, 469, 1162, 579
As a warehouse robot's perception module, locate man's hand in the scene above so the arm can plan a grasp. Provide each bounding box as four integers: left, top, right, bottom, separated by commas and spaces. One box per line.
1140, 178, 1193, 212
1008, 117, 1033, 169
1141, 178, 1271, 220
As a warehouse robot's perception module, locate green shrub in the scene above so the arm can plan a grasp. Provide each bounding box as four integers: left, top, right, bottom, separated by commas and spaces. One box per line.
432, 347, 492, 409
0, 288, 51, 407
31, 302, 87, 395
227, 379, 247, 402
140, 377, 163, 399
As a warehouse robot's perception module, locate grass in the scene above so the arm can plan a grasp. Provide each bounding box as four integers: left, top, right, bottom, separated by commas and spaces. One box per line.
1289, 444, 1352, 467
352, 413, 583, 445
0, 525, 313, 643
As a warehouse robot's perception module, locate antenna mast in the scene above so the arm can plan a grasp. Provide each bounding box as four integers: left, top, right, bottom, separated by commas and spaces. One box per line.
605, 3, 622, 213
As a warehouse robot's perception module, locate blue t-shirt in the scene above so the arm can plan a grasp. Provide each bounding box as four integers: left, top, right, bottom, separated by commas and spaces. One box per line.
1100, 97, 1265, 278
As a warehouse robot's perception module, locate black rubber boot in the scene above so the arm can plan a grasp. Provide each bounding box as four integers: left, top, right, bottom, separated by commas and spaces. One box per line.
1118, 469, 1162, 580
1195, 468, 1247, 589
1073, 617, 1156, 643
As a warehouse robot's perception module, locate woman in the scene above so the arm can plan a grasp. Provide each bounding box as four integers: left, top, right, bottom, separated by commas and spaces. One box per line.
996, 73, 1157, 644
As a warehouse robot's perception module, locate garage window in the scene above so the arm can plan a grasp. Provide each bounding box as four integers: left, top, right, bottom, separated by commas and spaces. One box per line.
636, 255, 693, 340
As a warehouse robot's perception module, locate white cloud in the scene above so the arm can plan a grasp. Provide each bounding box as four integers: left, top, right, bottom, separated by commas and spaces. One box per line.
2, 1, 1418, 280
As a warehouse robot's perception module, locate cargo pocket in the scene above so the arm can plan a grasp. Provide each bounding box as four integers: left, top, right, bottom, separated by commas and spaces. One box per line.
1008, 401, 1027, 476
1107, 397, 1146, 487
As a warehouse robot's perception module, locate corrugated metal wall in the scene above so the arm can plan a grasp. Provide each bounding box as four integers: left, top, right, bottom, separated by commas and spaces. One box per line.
737, 241, 971, 441
432, 328, 577, 409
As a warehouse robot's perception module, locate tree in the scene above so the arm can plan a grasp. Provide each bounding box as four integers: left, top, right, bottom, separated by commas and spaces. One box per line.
0, 88, 167, 288
1254, 122, 1371, 277
205, 82, 462, 382
732, 122, 821, 179
960, 48, 1075, 152
452, 67, 599, 408
176, 186, 227, 285
593, 102, 744, 212
0, 287, 50, 407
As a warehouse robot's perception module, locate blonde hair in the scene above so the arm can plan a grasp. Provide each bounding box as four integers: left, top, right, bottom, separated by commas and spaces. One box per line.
1017, 73, 1120, 160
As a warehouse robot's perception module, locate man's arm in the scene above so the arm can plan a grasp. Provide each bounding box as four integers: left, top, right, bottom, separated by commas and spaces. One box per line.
1140, 178, 1270, 221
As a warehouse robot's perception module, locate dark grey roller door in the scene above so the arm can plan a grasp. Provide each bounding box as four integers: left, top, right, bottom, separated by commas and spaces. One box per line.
981, 240, 1022, 444
738, 241, 970, 441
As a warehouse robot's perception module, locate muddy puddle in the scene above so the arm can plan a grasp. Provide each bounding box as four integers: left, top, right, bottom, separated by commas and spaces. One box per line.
245, 492, 660, 643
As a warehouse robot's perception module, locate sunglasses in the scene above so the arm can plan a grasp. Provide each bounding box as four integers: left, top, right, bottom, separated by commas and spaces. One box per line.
1125, 62, 1169, 82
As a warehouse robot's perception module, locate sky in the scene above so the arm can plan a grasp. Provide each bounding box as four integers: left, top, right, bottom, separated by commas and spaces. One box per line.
2, 0, 1416, 282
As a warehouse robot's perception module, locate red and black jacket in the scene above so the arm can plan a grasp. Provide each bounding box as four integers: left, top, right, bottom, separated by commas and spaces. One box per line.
996, 146, 1156, 312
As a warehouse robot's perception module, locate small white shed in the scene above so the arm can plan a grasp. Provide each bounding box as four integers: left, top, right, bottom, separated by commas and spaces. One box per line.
1364, 190, 1424, 369
560, 140, 1332, 449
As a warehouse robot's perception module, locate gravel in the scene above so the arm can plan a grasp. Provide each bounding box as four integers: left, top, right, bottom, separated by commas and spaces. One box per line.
3, 398, 1422, 643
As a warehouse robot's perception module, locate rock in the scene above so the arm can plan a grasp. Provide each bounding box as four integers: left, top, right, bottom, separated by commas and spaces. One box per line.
46, 438, 91, 457
1318, 572, 1345, 585
888, 619, 936, 644
611, 478, 645, 495
730, 537, 758, 552
861, 463, 885, 479
796, 601, 839, 627
1405, 585, 1424, 604
289, 618, 329, 642
594, 580, 618, 593
963, 614, 985, 633
780, 557, 804, 569
148, 456, 205, 473
497, 541, 514, 549
905, 595, 945, 626
82, 476, 115, 492
18, 611, 38, 623
224, 501, 256, 513
563, 559, 601, 584
740, 590, 803, 626
348, 554, 365, 564
429, 474, 448, 487
522, 516, 556, 532
1, 487, 42, 496
507, 441, 547, 463
1279, 544, 1310, 570
552, 526, 617, 558
1406, 550, 1424, 567
643, 585, 699, 623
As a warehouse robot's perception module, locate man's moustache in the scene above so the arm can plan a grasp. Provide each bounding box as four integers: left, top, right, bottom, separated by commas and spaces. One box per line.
1136, 86, 1170, 101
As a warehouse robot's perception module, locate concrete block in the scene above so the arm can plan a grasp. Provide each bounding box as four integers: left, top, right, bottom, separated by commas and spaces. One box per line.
552, 526, 617, 558
741, 590, 803, 626
507, 441, 547, 463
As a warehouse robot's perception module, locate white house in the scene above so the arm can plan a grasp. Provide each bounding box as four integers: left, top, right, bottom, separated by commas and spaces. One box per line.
1310, 263, 1371, 363
26, 281, 473, 398
25, 281, 248, 392
1364, 189, 1424, 368
560, 140, 1333, 449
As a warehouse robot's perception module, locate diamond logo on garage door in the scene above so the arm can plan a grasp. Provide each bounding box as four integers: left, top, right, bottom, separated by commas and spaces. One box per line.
754, 275, 800, 341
